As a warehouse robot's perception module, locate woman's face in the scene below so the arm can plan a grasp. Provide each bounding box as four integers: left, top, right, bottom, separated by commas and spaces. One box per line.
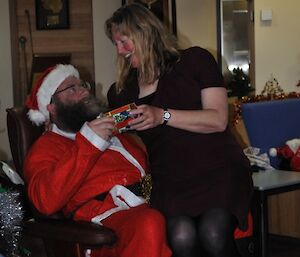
111, 29, 139, 68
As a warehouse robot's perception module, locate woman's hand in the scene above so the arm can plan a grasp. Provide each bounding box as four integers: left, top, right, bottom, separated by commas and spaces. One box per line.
129, 104, 164, 130
87, 116, 115, 140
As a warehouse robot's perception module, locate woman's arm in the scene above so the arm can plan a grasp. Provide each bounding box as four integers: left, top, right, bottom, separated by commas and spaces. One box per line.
129, 87, 228, 134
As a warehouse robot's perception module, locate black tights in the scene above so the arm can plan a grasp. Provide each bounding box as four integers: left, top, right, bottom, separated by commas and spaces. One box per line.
167, 208, 241, 257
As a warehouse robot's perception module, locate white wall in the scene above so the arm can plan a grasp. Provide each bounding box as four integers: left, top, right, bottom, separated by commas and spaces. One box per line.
0, 0, 13, 161
254, 0, 300, 93
176, 0, 217, 57
92, 0, 120, 103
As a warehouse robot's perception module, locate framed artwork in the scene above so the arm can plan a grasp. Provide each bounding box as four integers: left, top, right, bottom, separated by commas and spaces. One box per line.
122, 0, 177, 35
36, 0, 69, 30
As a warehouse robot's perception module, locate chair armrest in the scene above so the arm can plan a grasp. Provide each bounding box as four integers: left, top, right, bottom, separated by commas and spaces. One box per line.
23, 219, 117, 247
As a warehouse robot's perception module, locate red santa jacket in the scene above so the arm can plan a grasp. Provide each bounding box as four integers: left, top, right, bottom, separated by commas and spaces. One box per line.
24, 123, 148, 222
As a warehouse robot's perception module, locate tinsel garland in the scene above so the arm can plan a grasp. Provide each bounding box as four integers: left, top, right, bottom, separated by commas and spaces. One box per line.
0, 189, 23, 257
233, 92, 300, 125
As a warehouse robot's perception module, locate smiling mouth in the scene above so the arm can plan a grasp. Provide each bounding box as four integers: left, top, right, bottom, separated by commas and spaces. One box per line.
125, 52, 133, 58
82, 95, 93, 105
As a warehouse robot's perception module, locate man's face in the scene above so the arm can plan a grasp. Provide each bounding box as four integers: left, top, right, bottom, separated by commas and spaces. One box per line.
51, 76, 106, 132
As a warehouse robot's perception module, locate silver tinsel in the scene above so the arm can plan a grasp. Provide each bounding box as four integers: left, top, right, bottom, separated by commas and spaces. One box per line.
0, 190, 23, 257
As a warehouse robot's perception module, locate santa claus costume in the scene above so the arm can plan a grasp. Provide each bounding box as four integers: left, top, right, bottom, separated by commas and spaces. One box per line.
24, 64, 172, 257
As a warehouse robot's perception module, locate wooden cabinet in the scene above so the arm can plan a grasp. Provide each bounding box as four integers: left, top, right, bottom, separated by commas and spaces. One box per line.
268, 191, 300, 238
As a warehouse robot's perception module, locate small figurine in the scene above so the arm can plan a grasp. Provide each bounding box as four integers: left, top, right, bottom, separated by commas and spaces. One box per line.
269, 138, 300, 171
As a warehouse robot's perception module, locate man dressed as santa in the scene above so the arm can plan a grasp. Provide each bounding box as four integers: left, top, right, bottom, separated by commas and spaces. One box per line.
24, 64, 172, 257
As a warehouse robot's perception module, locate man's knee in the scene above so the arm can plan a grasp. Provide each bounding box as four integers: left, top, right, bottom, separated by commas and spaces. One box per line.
135, 208, 166, 234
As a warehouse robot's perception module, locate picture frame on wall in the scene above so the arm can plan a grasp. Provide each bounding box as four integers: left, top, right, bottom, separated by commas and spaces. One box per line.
122, 0, 177, 36
36, 0, 69, 30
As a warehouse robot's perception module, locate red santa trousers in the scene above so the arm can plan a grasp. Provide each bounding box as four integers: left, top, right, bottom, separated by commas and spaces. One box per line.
91, 204, 172, 257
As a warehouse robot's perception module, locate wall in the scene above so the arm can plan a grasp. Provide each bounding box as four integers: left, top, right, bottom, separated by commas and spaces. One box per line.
0, 0, 14, 160
92, 0, 119, 102
176, 0, 217, 56
254, 0, 300, 94
92, 0, 218, 99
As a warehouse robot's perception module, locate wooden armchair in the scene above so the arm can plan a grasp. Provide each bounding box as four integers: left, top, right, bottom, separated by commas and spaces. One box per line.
6, 107, 117, 257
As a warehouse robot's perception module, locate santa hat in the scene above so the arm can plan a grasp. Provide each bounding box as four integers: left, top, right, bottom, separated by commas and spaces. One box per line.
269, 145, 295, 159
26, 64, 79, 126
269, 138, 300, 159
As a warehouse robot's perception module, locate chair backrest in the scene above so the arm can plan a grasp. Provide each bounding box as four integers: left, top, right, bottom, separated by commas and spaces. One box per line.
6, 107, 78, 220
6, 107, 44, 178
241, 98, 300, 168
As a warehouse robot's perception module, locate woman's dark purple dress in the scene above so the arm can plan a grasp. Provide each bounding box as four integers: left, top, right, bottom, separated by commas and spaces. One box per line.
108, 47, 253, 230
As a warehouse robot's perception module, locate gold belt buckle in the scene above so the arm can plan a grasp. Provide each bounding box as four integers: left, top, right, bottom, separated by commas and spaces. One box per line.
140, 173, 152, 204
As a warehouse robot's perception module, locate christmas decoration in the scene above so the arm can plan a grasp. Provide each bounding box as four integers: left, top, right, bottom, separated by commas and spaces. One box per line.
227, 68, 253, 99
261, 75, 284, 97
233, 92, 300, 125
269, 138, 300, 171
0, 188, 23, 257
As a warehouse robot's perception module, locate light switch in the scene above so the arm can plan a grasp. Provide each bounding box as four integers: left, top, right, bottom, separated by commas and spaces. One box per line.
261, 9, 272, 21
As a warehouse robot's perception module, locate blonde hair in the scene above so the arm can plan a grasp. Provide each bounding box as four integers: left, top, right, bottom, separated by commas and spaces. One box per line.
105, 3, 179, 93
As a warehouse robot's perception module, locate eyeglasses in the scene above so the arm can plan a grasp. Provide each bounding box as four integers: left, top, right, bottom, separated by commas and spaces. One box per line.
52, 81, 91, 96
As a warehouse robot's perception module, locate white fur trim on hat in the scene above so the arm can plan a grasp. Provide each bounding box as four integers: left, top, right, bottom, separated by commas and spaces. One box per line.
32, 64, 79, 125
27, 109, 47, 126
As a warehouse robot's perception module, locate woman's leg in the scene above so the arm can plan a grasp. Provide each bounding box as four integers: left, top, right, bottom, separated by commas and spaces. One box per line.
197, 208, 241, 257
166, 216, 198, 257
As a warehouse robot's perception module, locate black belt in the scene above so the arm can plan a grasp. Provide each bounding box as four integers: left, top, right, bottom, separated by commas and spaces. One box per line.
94, 182, 142, 201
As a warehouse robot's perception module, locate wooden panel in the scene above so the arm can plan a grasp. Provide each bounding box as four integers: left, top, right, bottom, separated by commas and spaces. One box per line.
268, 190, 300, 238
12, 0, 94, 105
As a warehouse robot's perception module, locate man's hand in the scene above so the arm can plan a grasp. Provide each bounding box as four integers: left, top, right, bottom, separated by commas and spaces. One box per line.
88, 116, 115, 141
